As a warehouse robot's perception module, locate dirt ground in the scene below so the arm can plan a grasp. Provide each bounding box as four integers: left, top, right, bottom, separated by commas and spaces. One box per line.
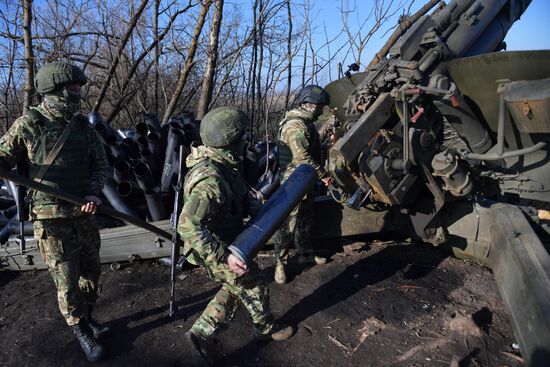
0, 238, 523, 367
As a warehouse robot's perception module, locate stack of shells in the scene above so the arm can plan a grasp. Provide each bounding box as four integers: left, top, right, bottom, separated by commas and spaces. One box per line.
91, 111, 200, 224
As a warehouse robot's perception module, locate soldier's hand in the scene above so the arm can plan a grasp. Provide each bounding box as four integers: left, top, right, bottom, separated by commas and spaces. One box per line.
228, 254, 249, 276
81, 195, 102, 214
321, 176, 334, 187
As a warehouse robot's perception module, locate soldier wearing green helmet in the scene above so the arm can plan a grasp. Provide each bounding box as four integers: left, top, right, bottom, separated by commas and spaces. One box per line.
34, 61, 88, 119
273, 85, 333, 285
178, 107, 294, 364
0, 62, 108, 362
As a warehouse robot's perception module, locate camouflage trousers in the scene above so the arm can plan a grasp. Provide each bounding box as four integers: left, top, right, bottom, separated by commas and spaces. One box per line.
189, 248, 274, 341
274, 190, 314, 264
33, 215, 101, 326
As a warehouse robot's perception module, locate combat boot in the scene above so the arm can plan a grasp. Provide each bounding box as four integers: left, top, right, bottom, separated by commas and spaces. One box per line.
254, 324, 295, 341
87, 306, 111, 339
298, 255, 327, 265
72, 320, 105, 362
274, 261, 287, 284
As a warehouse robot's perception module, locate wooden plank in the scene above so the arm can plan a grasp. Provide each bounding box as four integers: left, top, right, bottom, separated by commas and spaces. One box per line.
1, 220, 173, 271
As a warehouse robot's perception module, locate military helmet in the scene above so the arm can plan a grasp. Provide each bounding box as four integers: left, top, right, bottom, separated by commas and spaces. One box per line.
296, 85, 330, 105
34, 62, 87, 94
200, 107, 249, 148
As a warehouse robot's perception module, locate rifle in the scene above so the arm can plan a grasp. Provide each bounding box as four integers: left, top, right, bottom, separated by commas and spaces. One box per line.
15, 163, 27, 255
0, 168, 177, 243
169, 145, 186, 318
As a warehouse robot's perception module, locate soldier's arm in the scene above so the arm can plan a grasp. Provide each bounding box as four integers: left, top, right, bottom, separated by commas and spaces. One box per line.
0, 117, 30, 169
283, 120, 328, 179
87, 129, 108, 196
177, 177, 228, 262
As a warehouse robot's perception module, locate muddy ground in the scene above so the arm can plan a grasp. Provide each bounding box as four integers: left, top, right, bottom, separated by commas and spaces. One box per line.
0, 238, 523, 367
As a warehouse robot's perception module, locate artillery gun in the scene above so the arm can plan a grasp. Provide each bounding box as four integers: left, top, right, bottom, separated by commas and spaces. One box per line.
324, 0, 549, 364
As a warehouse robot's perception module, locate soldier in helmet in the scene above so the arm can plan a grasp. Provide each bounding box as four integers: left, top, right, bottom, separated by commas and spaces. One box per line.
274, 85, 334, 284
178, 107, 294, 363
0, 62, 109, 362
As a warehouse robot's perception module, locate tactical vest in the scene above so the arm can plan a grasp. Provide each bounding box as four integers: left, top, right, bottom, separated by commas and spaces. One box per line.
26, 109, 92, 206
278, 113, 322, 171
184, 158, 247, 244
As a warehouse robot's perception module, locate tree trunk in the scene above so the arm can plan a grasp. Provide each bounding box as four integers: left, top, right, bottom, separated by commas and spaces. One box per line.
255, 0, 265, 139
162, 0, 213, 124
284, 0, 293, 111
4, 39, 17, 132
196, 0, 224, 120
301, 46, 307, 88
22, 0, 35, 113
154, 0, 160, 117
248, 0, 259, 131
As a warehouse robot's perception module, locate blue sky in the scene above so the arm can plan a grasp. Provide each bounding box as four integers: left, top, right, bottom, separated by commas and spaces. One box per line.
309, 0, 550, 75
502, 0, 550, 50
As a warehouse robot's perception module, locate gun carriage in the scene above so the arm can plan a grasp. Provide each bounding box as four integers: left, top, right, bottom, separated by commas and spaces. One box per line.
323, 0, 549, 365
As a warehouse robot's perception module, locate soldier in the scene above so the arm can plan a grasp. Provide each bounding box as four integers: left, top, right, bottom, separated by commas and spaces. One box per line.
178, 107, 294, 363
274, 85, 333, 284
0, 62, 109, 362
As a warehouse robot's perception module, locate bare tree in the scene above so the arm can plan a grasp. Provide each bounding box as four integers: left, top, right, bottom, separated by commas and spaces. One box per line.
255, 0, 265, 133
22, 0, 35, 112
341, 0, 414, 67
196, 0, 224, 120
154, 0, 160, 116
162, 0, 213, 124
284, 0, 292, 110
104, 2, 195, 124
92, 0, 149, 113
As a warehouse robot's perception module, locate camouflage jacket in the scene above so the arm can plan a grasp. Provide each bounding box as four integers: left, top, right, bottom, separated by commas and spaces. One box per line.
0, 103, 108, 219
177, 145, 248, 268
278, 107, 327, 181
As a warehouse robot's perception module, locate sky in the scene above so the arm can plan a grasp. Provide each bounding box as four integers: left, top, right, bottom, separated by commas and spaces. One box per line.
501, 0, 550, 50
310, 0, 550, 76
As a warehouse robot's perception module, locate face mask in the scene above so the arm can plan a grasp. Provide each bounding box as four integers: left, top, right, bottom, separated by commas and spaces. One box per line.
301, 103, 324, 119
62, 85, 82, 114
43, 86, 81, 119
312, 104, 325, 118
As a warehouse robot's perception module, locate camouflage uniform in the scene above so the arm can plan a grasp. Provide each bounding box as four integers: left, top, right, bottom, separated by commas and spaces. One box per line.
0, 102, 108, 326
275, 106, 328, 264
178, 145, 275, 340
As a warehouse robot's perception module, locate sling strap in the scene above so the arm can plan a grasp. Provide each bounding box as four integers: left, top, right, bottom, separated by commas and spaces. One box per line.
32, 117, 77, 183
